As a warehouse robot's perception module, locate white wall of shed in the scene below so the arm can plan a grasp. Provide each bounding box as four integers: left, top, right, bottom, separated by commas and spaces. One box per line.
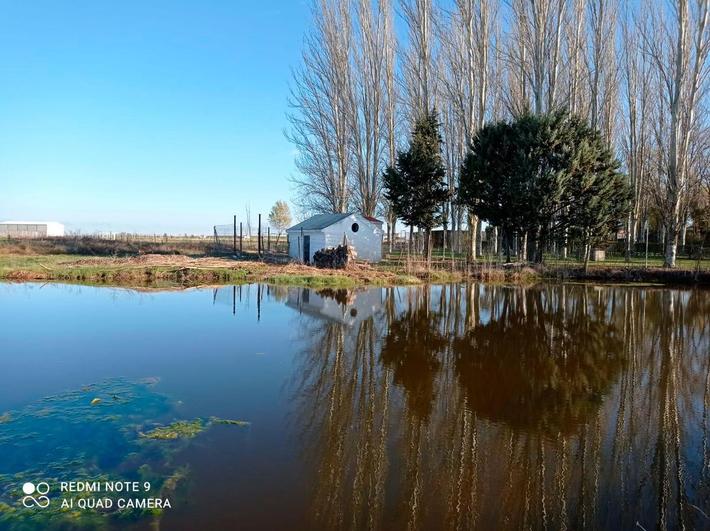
286, 214, 383, 263
324, 214, 382, 262
287, 230, 326, 263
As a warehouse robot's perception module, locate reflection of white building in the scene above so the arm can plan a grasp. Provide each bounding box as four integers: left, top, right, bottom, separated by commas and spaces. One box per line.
286, 287, 383, 326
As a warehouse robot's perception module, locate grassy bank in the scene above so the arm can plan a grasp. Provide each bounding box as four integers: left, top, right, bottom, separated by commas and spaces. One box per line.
0, 253, 426, 288
0, 238, 707, 288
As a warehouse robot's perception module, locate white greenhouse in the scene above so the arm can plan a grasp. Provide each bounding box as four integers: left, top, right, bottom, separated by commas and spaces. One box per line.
286, 213, 383, 264
0, 221, 65, 238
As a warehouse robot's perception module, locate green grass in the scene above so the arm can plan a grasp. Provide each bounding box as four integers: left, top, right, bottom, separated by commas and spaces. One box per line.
1, 251, 707, 289
0, 254, 418, 289
383, 249, 709, 270
544, 255, 707, 269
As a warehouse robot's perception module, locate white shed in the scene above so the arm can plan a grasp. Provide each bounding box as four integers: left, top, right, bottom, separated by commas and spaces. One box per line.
286, 213, 383, 264
0, 221, 65, 238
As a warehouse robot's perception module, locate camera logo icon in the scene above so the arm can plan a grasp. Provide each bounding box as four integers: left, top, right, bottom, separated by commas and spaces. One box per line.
21, 482, 50, 508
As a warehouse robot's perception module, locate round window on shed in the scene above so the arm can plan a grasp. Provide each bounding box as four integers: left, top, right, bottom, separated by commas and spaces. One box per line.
351, 223, 359, 233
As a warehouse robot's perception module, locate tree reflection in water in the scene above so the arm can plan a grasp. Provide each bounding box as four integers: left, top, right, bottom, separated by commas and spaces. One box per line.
452, 287, 625, 435
287, 284, 710, 531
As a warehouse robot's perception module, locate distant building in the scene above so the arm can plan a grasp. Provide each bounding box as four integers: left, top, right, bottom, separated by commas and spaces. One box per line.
0, 221, 65, 238
286, 213, 383, 263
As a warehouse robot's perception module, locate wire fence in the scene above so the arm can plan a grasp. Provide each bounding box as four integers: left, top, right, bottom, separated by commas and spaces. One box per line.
381, 235, 710, 271
212, 220, 288, 257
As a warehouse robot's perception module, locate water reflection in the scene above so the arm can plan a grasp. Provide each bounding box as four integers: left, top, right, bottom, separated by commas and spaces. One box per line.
290, 284, 710, 531
287, 287, 383, 326
452, 287, 625, 435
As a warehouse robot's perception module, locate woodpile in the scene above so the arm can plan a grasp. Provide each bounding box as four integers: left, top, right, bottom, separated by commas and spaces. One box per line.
313, 244, 356, 269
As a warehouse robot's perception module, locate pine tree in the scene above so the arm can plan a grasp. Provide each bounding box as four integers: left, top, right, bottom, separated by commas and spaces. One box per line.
384, 110, 450, 265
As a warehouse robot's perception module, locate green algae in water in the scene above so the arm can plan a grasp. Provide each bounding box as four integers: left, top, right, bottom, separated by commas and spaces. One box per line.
0, 379, 180, 530
141, 419, 206, 440
0, 378, 251, 530
141, 417, 250, 440
210, 417, 251, 427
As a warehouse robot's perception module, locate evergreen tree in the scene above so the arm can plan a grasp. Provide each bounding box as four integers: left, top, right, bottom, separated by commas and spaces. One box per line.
562, 125, 631, 271
384, 110, 450, 264
460, 112, 629, 263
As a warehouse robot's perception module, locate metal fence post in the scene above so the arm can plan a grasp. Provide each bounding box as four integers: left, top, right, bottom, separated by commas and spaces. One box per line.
258, 214, 262, 258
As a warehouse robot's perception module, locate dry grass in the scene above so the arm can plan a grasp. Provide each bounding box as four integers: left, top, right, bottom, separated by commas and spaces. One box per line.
1, 237, 707, 287
0, 236, 213, 257
0, 253, 422, 288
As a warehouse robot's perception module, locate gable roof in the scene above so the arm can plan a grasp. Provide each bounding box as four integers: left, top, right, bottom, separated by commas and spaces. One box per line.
363, 215, 383, 225
287, 213, 351, 231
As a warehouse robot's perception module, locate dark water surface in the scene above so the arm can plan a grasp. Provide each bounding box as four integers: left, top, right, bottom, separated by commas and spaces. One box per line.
0, 282, 708, 530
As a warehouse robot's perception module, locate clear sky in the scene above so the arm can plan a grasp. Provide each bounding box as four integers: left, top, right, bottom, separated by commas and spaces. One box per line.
0, 0, 309, 235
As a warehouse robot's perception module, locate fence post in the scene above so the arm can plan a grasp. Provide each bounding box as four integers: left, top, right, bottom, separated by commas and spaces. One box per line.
233, 215, 237, 254
239, 222, 243, 253
258, 214, 262, 258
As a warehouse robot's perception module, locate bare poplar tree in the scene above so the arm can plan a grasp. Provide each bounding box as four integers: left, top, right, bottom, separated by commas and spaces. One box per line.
585, 0, 619, 143
400, 0, 439, 121
439, 1, 472, 255
382, 0, 399, 250
565, 0, 588, 116
642, 0, 710, 267
440, 0, 496, 258
621, 8, 652, 261
287, 0, 353, 214
349, 0, 388, 218
505, 0, 567, 115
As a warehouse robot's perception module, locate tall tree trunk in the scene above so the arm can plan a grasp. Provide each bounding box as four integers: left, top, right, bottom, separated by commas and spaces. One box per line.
424, 229, 432, 267
468, 211, 478, 261
475, 219, 483, 257
625, 213, 633, 262
505, 228, 512, 263
665, 211, 679, 268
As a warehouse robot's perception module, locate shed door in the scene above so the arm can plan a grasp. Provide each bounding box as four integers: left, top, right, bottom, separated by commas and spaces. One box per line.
303, 235, 310, 263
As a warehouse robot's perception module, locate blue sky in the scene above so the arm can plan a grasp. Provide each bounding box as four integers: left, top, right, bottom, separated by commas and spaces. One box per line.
0, 0, 309, 234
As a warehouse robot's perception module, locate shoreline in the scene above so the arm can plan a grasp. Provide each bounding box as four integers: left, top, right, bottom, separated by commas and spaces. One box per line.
1, 253, 708, 289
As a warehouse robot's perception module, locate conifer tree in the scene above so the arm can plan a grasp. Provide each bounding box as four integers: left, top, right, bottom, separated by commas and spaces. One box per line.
562, 123, 631, 271
460, 112, 629, 264
384, 110, 450, 264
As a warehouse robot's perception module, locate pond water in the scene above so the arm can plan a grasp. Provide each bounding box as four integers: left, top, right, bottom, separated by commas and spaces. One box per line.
0, 282, 708, 530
